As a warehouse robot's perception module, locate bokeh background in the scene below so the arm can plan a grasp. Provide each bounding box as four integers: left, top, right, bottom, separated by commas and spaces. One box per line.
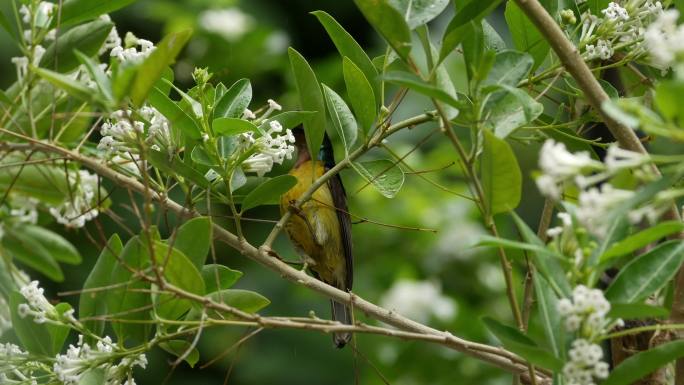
0, 1, 549, 384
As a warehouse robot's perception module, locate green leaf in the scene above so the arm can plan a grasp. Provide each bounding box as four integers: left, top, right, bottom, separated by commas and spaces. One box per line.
9, 291, 53, 355
608, 303, 670, 320
600, 221, 684, 263
288, 48, 326, 160
54, 0, 137, 28
148, 87, 202, 140
40, 19, 113, 73
75, 50, 113, 103
80, 234, 123, 339
0, 9, 17, 41
0, 160, 69, 205
107, 236, 152, 343
20, 224, 81, 264
212, 118, 258, 137
206, 289, 271, 315
353, 159, 405, 198
382, 71, 460, 108
505, 2, 550, 70
49, 303, 72, 354
202, 264, 243, 293
152, 241, 205, 320
603, 340, 684, 385
78, 368, 106, 385
148, 150, 209, 188
342, 57, 376, 136
191, 145, 218, 167
322, 84, 358, 153
2, 228, 63, 281
213, 78, 252, 119
481, 130, 522, 215
439, 0, 503, 62
387, 0, 450, 29
262, 111, 317, 130
511, 212, 572, 297
173, 217, 212, 270
311, 11, 380, 104
483, 50, 533, 88
606, 240, 684, 303
354, 0, 412, 61
534, 275, 563, 358
159, 340, 200, 367
130, 29, 192, 107
475, 235, 563, 259
588, 216, 629, 269
482, 316, 563, 371
241, 175, 298, 212
655, 80, 684, 123
32, 67, 94, 103
485, 85, 543, 138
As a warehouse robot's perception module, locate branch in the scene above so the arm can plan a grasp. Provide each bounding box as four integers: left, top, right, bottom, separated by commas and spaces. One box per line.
0, 131, 550, 383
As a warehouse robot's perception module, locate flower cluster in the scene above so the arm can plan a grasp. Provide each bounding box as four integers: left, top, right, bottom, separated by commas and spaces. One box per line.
54, 335, 147, 385
644, 9, 684, 70
558, 286, 620, 385
536, 140, 656, 238
239, 120, 296, 177
380, 279, 457, 324
229, 99, 296, 177
572, 0, 664, 63
17, 280, 56, 324
98, 106, 172, 154
563, 339, 610, 385
48, 169, 100, 228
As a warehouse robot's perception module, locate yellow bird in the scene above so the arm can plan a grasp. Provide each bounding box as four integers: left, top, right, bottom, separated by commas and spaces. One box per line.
280, 128, 353, 348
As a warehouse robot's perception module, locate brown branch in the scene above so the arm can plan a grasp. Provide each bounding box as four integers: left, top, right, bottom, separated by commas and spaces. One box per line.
0, 134, 549, 383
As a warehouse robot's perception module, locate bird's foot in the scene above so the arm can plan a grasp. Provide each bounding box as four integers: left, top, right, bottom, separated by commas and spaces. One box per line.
259, 245, 282, 260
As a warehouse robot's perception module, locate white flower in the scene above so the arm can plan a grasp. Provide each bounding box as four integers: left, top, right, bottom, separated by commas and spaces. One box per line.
602, 2, 629, 22
380, 279, 457, 324
49, 170, 100, 228
110, 34, 156, 63
563, 339, 609, 385
199, 8, 253, 41
644, 9, 684, 69
11, 56, 29, 81
585, 39, 614, 60
18, 280, 55, 324
242, 108, 256, 120
9, 197, 39, 225
557, 285, 618, 338
576, 184, 634, 238
536, 140, 603, 199
240, 120, 295, 176
604, 143, 649, 171
267, 99, 282, 111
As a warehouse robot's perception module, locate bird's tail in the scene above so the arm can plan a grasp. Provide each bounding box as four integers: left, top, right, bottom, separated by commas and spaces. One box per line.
331, 299, 352, 348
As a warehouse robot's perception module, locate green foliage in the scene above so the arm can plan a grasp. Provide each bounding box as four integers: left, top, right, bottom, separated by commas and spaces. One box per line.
241, 175, 298, 212
40, 19, 113, 73
80, 234, 123, 338
482, 317, 563, 370
214, 78, 252, 120
504, 2, 549, 70
480, 130, 522, 215
342, 57, 376, 136
606, 241, 684, 303
322, 84, 358, 153
603, 341, 684, 385
130, 30, 192, 107
353, 159, 405, 198
288, 47, 326, 161
173, 217, 212, 270
354, 0, 412, 61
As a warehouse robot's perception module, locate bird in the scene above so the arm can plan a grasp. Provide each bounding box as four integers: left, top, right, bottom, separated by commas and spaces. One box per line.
280, 127, 354, 348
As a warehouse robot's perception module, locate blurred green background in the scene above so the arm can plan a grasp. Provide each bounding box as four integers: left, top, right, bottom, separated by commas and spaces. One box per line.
0, 1, 549, 384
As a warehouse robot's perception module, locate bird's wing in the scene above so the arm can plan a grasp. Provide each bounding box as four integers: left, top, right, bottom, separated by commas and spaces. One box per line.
327, 173, 353, 290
